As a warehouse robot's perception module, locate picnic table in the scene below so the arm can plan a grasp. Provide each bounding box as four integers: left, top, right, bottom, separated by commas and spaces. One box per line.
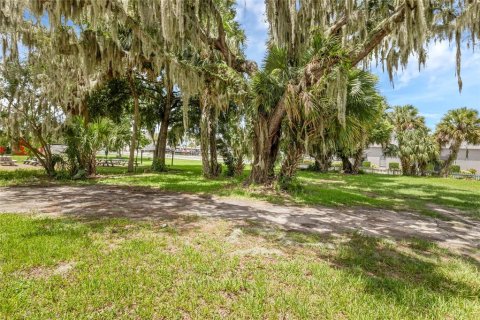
112, 158, 128, 166
96, 158, 128, 167
24, 157, 40, 166
0, 156, 17, 166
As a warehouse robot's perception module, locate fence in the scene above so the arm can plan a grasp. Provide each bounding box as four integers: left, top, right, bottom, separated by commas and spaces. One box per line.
329, 166, 480, 180
450, 173, 480, 181
329, 166, 402, 175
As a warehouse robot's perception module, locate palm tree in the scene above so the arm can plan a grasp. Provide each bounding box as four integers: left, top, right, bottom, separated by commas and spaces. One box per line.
249, 46, 292, 183
217, 103, 251, 177
389, 105, 426, 175
415, 132, 439, 176
435, 107, 480, 176
337, 69, 384, 174
109, 119, 131, 158
64, 116, 114, 177
390, 105, 425, 132
308, 69, 384, 175
398, 128, 438, 176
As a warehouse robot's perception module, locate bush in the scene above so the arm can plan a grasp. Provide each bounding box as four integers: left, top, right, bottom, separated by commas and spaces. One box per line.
362, 161, 371, 168
389, 162, 400, 170
151, 158, 167, 172
277, 175, 302, 192
449, 165, 461, 173
332, 161, 342, 169
426, 163, 435, 172
468, 168, 477, 175
461, 170, 473, 175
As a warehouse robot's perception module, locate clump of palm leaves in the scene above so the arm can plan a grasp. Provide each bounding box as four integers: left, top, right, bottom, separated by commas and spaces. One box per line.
388, 105, 439, 176
435, 107, 480, 176
64, 116, 114, 178
396, 128, 439, 176
217, 102, 251, 177
307, 68, 387, 176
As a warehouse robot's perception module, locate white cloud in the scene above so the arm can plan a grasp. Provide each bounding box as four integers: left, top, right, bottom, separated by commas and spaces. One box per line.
235, 0, 267, 31
235, 0, 268, 63
395, 41, 456, 88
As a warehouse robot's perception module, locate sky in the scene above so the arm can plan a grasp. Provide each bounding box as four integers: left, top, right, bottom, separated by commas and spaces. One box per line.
234, 0, 480, 129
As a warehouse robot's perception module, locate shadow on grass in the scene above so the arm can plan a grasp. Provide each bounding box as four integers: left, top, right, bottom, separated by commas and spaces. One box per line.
241, 223, 480, 310
2, 210, 479, 316
324, 234, 480, 304
2, 164, 479, 221
296, 172, 480, 218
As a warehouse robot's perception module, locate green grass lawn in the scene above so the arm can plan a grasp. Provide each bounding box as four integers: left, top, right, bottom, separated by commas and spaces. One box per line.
1, 214, 479, 319
1, 161, 479, 318
292, 171, 480, 218
1, 159, 479, 218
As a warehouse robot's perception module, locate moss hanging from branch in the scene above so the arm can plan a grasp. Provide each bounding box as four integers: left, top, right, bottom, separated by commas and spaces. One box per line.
0, 0, 252, 121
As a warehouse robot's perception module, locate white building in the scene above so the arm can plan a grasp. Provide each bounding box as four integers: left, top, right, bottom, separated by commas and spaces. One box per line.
365, 143, 480, 171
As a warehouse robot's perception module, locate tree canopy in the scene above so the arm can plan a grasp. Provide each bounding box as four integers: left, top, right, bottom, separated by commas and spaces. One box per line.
0, 0, 479, 182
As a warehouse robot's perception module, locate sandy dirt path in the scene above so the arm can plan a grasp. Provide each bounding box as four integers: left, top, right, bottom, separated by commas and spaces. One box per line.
1, 185, 479, 259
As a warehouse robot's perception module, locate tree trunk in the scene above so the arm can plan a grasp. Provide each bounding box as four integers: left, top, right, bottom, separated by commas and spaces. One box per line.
411, 165, 418, 176
218, 139, 235, 177
314, 158, 329, 172
248, 114, 282, 184
279, 142, 304, 187
127, 72, 139, 173
440, 141, 461, 177
351, 148, 364, 174
86, 152, 97, 176
199, 96, 220, 178
200, 103, 210, 177
234, 154, 245, 177
400, 157, 410, 176
153, 81, 173, 171
22, 137, 56, 177
208, 105, 220, 176
312, 150, 332, 172
340, 155, 353, 174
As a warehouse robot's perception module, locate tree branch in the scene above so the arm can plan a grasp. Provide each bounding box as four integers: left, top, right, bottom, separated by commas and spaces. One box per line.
349, 4, 406, 66
192, 0, 257, 75
268, 3, 408, 136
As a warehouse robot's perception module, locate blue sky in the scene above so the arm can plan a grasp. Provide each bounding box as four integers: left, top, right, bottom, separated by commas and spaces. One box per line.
235, 0, 480, 129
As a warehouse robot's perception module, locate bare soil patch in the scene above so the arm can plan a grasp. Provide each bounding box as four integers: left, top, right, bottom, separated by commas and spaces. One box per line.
18, 262, 76, 279
1, 185, 479, 260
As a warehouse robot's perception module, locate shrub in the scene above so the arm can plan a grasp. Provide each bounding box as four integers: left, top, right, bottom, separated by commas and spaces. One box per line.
461, 170, 473, 175
332, 161, 342, 169
426, 163, 435, 172
468, 168, 477, 175
151, 158, 167, 172
389, 162, 400, 170
362, 161, 371, 168
449, 165, 461, 173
